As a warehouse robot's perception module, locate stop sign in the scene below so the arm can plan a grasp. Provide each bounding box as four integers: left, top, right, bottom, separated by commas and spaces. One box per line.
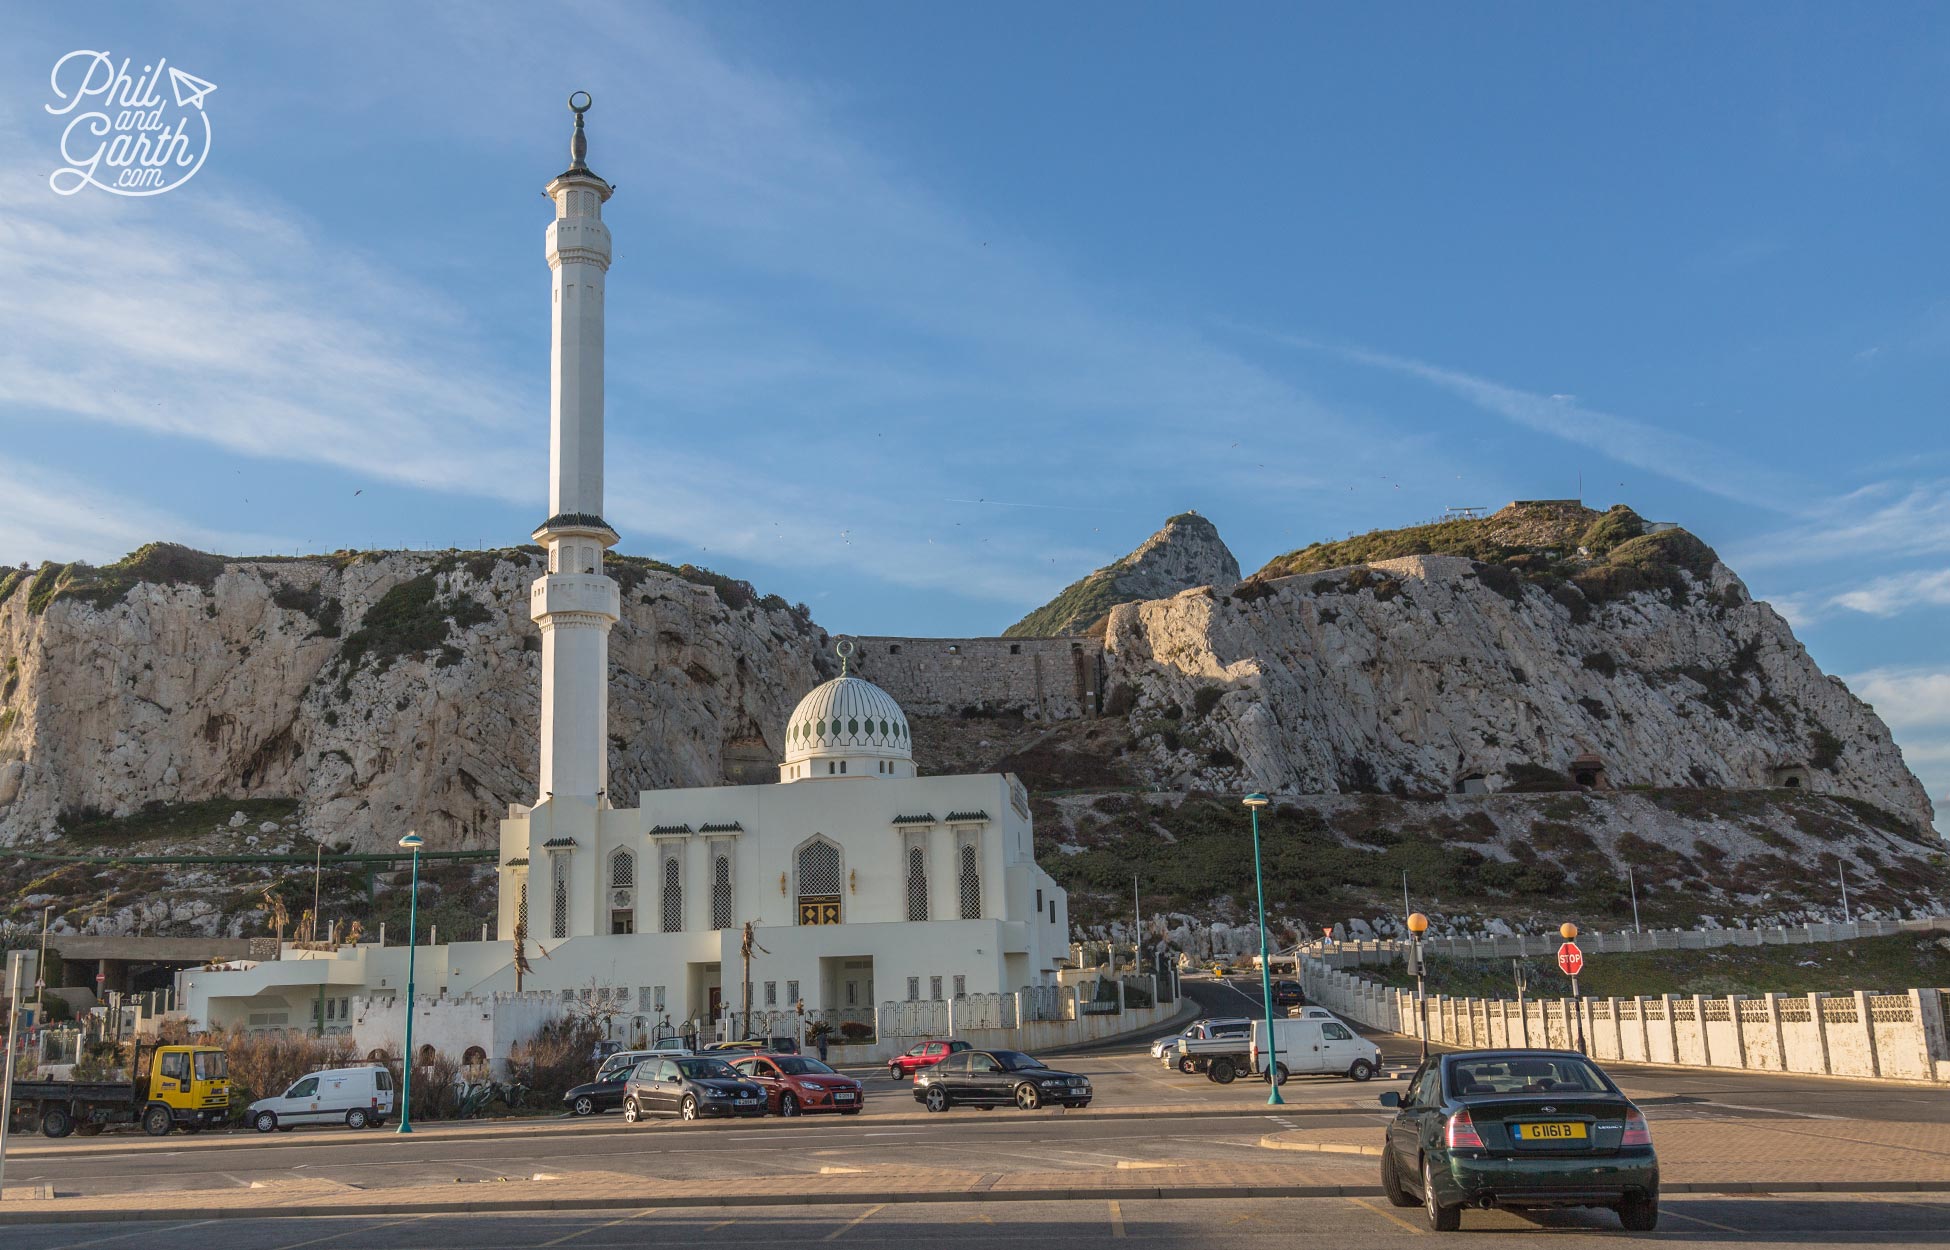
1557, 941, 1584, 977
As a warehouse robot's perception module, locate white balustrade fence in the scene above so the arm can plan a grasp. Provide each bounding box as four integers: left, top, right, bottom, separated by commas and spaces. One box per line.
1314, 916, 1950, 968
1300, 954, 1950, 1084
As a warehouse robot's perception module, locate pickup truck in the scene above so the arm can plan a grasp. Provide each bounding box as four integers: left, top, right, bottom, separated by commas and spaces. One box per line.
1157, 1018, 1251, 1073
1175, 1007, 1355, 1082
7, 1042, 230, 1138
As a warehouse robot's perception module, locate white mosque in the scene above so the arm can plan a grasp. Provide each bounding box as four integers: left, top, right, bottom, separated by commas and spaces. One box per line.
177, 96, 1071, 1045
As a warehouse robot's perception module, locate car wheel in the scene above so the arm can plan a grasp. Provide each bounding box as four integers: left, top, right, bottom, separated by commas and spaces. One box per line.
1178, 1056, 1198, 1074
572, 1095, 596, 1117
680, 1095, 699, 1121
622, 1097, 641, 1124
40, 1108, 75, 1139
779, 1093, 800, 1118
1209, 1058, 1236, 1084
142, 1105, 174, 1137
888, 1065, 902, 1080
1349, 1059, 1376, 1082
925, 1086, 949, 1113
1269, 1063, 1289, 1086
345, 1108, 369, 1131
1380, 1148, 1416, 1207
1423, 1158, 1461, 1231
1617, 1192, 1659, 1232
1014, 1084, 1042, 1111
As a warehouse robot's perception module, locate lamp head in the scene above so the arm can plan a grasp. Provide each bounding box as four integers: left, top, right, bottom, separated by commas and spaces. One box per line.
1559, 921, 1578, 941
1406, 912, 1429, 935
398, 831, 424, 851
1242, 792, 1270, 809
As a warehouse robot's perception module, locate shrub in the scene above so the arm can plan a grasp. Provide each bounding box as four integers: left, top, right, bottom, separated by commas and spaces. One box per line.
1809, 728, 1843, 771
1503, 762, 1575, 792
1578, 505, 1645, 555
1191, 686, 1224, 718
1104, 683, 1137, 717
508, 1018, 601, 1104
1581, 651, 1618, 678
1472, 562, 1523, 603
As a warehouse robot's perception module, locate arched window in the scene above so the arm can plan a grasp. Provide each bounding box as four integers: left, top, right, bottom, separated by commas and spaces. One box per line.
958, 844, 981, 920
608, 849, 635, 935
550, 855, 568, 940
660, 856, 683, 933
711, 852, 734, 931
796, 838, 842, 925
906, 846, 929, 922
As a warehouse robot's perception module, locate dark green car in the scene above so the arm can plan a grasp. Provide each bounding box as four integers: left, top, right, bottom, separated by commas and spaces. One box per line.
1379, 1049, 1658, 1232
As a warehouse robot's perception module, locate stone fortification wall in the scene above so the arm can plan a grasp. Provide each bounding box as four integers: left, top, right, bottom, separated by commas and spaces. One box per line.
847, 637, 1103, 721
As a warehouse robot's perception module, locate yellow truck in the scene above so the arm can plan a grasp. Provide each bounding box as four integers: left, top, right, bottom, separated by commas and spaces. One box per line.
8, 1042, 229, 1137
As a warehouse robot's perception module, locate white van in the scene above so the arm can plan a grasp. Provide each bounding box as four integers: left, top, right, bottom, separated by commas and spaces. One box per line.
249, 1065, 396, 1132
1250, 1016, 1381, 1083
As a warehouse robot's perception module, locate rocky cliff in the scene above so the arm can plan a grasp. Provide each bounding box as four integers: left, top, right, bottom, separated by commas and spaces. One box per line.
1005, 512, 1239, 637
1093, 504, 1935, 833
0, 545, 830, 852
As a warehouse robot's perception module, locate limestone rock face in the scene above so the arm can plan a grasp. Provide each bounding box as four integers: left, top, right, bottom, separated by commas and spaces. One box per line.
1100, 553, 1937, 833
1007, 512, 1240, 637
0, 552, 829, 851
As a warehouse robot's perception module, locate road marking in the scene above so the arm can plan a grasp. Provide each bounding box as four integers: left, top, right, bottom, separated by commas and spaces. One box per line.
1692, 1100, 1846, 1121
821, 1203, 886, 1241
1107, 1199, 1128, 1238
269, 1215, 429, 1250
1661, 1208, 1747, 1233
538, 1208, 658, 1246
1347, 1197, 1426, 1235
702, 1219, 737, 1231
48, 1221, 215, 1250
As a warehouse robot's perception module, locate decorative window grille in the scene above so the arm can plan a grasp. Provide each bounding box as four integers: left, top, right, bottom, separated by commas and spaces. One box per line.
609, 849, 636, 935
952, 975, 966, 999
517, 883, 528, 935
638, 986, 653, 1012
786, 980, 799, 1004
930, 976, 943, 1001
654, 985, 666, 1012
906, 847, 929, 921
660, 856, 683, 933
797, 839, 842, 925
551, 855, 568, 940
958, 844, 981, 920
712, 853, 734, 930
907, 976, 920, 1001
610, 849, 635, 888
765, 981, 777, 1007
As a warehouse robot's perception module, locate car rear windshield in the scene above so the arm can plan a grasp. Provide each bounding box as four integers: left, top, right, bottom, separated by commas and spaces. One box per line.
194, 1052, 227, 1080
1448, 1056, 1610, 1097
774, 1057, 836, 1076
676, 1058, 737, 1079
993, 1051, 1046, 1071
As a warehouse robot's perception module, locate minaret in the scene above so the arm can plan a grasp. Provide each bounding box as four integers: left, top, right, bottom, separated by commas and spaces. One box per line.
531, 92, 621, 803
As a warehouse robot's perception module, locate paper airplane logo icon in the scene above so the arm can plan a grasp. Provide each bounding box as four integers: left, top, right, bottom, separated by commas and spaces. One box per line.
168, 66, 217, 110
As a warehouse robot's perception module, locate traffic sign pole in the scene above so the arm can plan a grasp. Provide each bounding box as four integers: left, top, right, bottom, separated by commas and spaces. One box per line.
1558, 924, 1587, 1056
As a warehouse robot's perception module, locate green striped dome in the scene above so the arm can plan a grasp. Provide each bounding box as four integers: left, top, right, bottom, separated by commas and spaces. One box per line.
783, 675, 911, 766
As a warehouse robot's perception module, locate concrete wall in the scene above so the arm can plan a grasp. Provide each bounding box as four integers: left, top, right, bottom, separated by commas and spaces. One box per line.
848, 636, 1103, 720
1300, 955, 1950, 1085
352, 990, 565, 1075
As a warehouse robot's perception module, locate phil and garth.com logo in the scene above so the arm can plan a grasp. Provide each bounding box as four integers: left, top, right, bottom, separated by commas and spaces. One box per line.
46, 50, 217, 196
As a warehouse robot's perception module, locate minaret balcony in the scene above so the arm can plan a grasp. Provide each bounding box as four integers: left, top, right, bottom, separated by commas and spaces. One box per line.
529, 573, 620, 623
545, 218, 611, 267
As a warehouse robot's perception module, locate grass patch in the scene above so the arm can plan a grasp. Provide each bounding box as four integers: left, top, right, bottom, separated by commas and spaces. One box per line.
1372, 933, 1950, 999
60, 798, 302, 847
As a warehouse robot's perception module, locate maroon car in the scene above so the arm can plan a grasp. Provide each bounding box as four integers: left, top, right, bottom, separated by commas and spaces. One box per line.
731, 1054, 865, 1116
887, 1039, 971, 1080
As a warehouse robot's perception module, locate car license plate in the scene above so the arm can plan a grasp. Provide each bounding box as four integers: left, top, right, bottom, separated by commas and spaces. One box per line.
834, 1092, 855, 1102
737, 1096, 755, 1103
1515, 1122, 1587, 1141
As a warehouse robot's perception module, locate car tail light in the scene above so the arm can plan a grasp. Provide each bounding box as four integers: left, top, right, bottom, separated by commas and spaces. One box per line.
1445, 1110, 1485, 1149
1622, 1109, 1652, 1147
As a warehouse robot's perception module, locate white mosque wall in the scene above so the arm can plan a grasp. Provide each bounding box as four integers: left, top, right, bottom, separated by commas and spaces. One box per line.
353, 990, 566, 1074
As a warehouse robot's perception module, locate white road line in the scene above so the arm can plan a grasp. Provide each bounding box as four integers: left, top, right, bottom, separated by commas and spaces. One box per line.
537, 1208, 658, 1246
1694, 1100, 1847, 1120
46, 1220, 216, 1250
821, 1203, 887, 1242
268, 1214, 429, 1250
1661, 1208, 1748, 1233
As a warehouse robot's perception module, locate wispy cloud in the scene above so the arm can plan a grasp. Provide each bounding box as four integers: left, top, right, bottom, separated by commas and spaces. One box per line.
1731, 480, 1950, 570
1831, 568, 1950, 617
1253, 334, 1805, 511
0, 454, 284, 565
1846, 666, 1950, 818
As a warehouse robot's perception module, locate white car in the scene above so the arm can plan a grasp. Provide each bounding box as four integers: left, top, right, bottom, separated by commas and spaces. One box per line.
249, 1065, 396, 1132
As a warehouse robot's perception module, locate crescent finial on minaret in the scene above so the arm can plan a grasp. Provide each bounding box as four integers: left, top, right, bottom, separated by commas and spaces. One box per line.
568, 91, 593, 170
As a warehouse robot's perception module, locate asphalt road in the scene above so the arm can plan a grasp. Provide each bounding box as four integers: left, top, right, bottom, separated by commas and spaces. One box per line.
9, 1195, 1950, 1249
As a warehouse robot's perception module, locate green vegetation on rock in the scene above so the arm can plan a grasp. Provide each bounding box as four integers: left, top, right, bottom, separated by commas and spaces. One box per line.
60, 797, 302, 847
25, 545, 230, 615
335, 573, 492, 688
1006, 571, 1131, 639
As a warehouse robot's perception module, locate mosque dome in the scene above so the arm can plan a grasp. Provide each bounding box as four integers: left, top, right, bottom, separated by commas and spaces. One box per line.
780, 644, 913, 781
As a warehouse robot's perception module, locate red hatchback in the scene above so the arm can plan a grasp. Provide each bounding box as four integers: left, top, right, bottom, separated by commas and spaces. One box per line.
732, 1054, 865, 1116
888, 1039, 971, 1080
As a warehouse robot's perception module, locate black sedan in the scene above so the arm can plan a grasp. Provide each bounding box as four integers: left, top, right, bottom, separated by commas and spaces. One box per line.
1378, 1050, 1659, 1232
561, 1071, 629, 1117
913, 1049, 1091, 1112
621, 1055, 767, 1122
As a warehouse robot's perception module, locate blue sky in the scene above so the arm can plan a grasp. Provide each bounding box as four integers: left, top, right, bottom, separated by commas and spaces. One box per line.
0, 4, 1945, 816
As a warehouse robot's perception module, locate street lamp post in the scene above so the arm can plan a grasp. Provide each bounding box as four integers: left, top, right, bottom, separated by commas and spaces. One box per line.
1407, 911, 1430, 1062
1242, 794, 1283, 1106
1561, 921, 1587, 1056
396, 830, 424, 1135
